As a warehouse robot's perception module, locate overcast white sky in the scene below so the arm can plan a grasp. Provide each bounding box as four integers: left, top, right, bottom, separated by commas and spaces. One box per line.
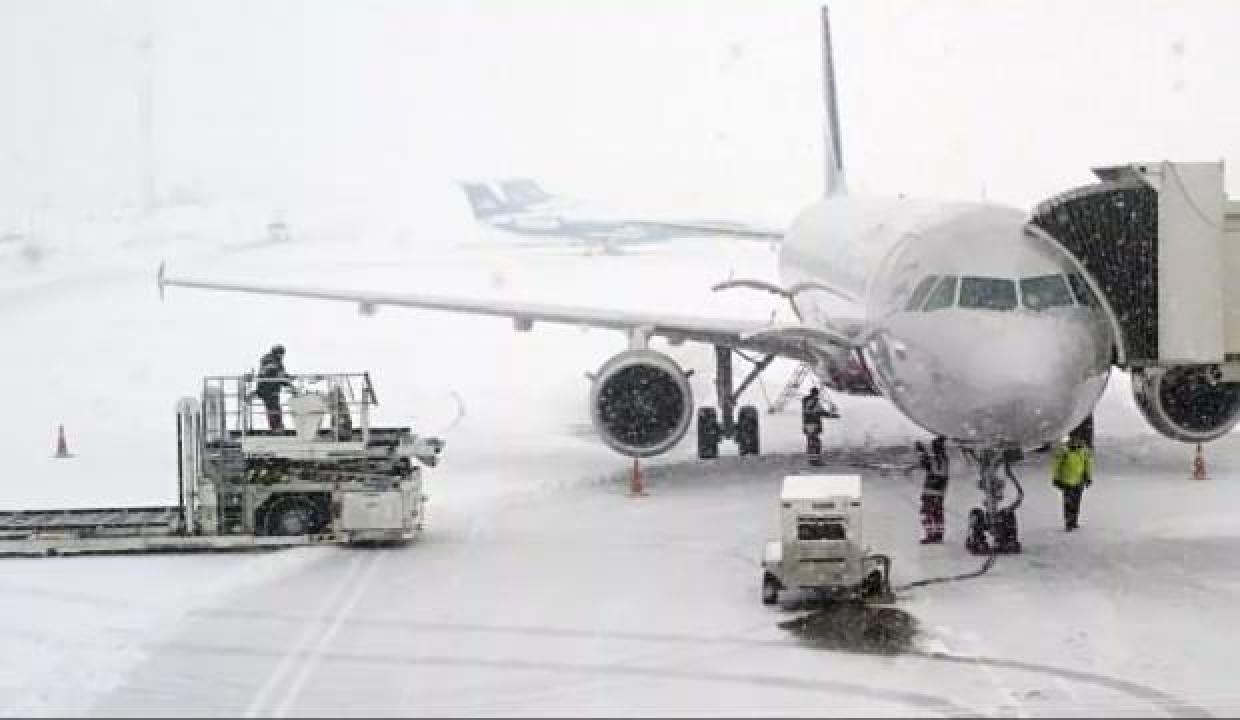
0, 0, 1236, 225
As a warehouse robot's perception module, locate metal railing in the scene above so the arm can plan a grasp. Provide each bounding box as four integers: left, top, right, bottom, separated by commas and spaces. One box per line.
201, 372, 377, 444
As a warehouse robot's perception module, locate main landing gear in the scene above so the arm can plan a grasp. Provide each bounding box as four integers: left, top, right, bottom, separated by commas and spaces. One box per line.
964, 446, 1024, 555
697, 346, 775, 459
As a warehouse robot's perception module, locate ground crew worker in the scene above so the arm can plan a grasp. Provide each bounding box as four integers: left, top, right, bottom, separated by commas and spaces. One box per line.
1051, 436, 1093, 531
256, 344, 292, 430
915, 436, 950, 543
801, 387, 834, 465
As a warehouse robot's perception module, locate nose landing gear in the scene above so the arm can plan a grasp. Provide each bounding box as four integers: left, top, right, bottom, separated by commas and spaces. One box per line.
964, 446, 1024, 556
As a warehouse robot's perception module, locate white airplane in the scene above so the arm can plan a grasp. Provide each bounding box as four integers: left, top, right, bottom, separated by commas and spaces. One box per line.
460, 177, 782, 254
160, 6, 1128, 553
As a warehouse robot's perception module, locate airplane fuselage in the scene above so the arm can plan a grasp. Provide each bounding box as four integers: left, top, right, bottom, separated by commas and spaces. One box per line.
779, 196, 1114, 449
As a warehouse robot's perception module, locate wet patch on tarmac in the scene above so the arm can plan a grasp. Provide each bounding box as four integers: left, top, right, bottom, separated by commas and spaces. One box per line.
778, 602, 919, 656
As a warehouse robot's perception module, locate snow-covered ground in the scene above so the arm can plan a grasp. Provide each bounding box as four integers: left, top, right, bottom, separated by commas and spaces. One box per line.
3, 209, 1240, 717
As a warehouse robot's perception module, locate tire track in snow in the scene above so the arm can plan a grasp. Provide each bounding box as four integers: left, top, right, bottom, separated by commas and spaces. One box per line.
195, 609, 1210, 718
159, 641, 987, 718
912, 651, 1212, 719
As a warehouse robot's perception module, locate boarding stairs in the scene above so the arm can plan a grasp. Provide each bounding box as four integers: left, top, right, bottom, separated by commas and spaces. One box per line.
768, 362, 812, 414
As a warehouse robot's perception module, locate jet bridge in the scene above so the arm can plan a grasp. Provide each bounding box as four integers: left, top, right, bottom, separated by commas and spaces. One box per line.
1031, 161, 1240, 442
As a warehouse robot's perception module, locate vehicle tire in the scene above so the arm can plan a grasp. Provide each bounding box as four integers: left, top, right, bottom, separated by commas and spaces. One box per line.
737, 405, 760, 456
762, 573, 781, 605
263, 494, 326, 536
697, 407, 720, 459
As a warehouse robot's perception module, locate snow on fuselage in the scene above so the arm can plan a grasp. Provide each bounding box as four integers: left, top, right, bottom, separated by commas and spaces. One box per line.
779, 195, 1113, 448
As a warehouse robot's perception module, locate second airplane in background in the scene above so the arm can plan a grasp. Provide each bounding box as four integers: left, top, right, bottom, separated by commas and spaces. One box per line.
459, 177, 782, 254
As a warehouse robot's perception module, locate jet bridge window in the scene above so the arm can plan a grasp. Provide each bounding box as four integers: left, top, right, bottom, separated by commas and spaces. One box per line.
905, 275, 940, 311
922, 275, 958, 311
798, 518, 848, 541
959, 276, 1018, 311
1020, 274, 1075, 310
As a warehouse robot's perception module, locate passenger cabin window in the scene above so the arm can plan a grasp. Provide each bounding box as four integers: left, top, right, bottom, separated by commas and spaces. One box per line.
1067, 272, 1097, 307
959, 276, 1018, 311
1020, 274, 1075, 310
923, 275, 958, 311
905, 275, 940, 311
797, 519, 848, 541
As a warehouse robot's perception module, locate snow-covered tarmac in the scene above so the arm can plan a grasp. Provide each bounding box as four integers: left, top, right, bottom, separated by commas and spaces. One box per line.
3, 217, 1239, 717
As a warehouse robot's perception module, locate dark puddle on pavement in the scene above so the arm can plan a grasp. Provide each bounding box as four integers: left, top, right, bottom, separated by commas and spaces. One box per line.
778, 603, 919, 656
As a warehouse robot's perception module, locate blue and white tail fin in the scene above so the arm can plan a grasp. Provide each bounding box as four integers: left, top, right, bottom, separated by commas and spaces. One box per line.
821, 5, 847, 196
499, 178, 553, 208
459, 182, 513, 219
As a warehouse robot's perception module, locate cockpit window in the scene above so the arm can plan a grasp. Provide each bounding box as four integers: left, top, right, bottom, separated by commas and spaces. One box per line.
1020, 274, 1075, 310
923, 275, 958, 311
1067, 272, 1098, 307
959, 276, 1018, 311
905, 275, 940, 311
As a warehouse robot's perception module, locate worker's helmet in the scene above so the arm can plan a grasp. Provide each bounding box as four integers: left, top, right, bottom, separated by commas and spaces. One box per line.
272, 344, 285, 356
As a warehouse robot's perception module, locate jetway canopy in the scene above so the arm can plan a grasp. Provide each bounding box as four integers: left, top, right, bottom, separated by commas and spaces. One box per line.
1031, 161, 1240, 369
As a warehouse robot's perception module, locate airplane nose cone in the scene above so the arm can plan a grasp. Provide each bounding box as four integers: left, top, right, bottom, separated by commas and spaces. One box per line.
876, 310, 1111, 447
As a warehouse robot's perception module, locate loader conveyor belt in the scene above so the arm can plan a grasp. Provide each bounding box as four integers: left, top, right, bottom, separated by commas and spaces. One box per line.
0, 533, 316, 558
0, 506, 183, 535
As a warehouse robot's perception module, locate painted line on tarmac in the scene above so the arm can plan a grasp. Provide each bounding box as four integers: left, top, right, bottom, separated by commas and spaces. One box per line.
242, 554, 364, 718
270, 551, 384, 718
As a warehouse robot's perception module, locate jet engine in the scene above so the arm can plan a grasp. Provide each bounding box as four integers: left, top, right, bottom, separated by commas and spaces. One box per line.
589, 350, 694, 457
1131, 366, 1240, 443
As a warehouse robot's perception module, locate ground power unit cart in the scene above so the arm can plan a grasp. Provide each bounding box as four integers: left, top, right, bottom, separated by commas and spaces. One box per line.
761, 474, 891, 605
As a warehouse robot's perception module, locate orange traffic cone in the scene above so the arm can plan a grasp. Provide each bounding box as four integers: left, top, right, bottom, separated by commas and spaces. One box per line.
629, 457, 647, 497
54, 424, 73, 459
1192, 443, 1208, 480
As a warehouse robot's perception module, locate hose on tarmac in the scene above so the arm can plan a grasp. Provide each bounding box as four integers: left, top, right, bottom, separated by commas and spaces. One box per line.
884, 450, 1020, 594
891, 541, 995, 593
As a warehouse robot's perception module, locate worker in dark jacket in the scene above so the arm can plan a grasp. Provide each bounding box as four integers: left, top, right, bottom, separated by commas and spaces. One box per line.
801, 387, 836, 465
256, 344, 292, 430
1051, 436, 1093, 531
916, 436, 950, 543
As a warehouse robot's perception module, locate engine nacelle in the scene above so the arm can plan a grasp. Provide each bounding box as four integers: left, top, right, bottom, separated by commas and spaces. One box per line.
1131, 366, 1240, 443
589, 350, 694, 458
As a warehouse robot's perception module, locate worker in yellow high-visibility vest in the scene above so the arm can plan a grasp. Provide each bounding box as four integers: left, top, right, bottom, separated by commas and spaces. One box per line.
1051, 436, 1093, 532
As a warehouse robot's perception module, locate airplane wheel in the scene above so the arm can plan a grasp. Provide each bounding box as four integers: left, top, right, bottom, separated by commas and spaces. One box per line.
965, 508, 990, 555
862, 571, 885, 599
737, 405, 760, 456
697, 407, 720, 459
762, 573, 781, 605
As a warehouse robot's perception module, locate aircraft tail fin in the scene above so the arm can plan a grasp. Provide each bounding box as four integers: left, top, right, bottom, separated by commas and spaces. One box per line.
460, 182, 511, 219
499, 178, 554, 208
821, 5, 847, 196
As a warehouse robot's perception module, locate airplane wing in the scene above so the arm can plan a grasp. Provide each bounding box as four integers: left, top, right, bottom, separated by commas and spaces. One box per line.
157, 264, 861, 364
